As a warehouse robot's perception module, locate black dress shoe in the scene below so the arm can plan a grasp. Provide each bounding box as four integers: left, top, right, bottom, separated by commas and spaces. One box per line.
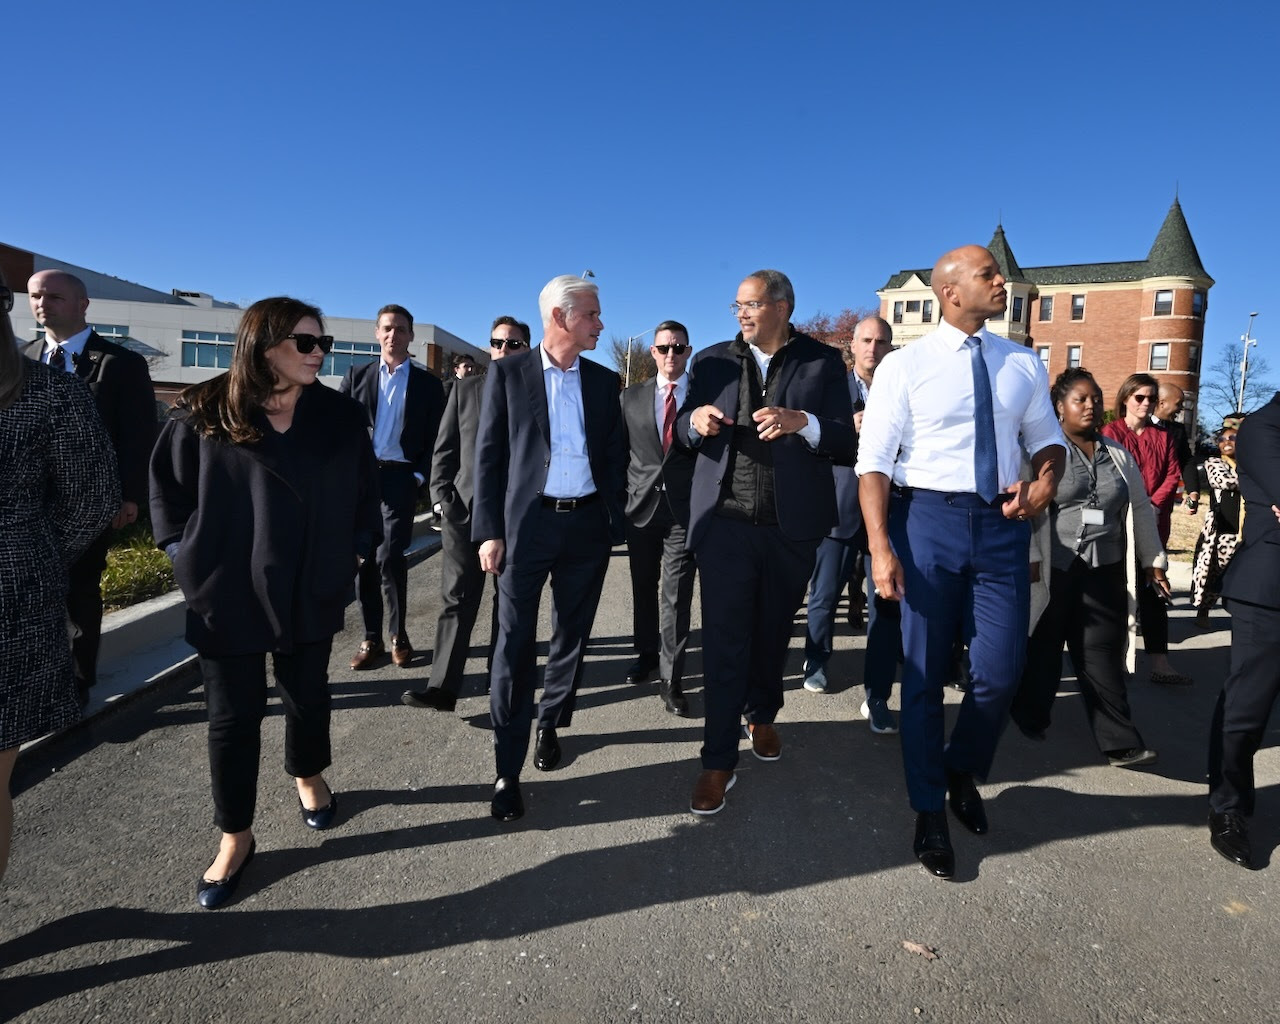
659, 679, 690, 717
913, 811, 954, 879
947, 771, 988, 835
534, 727, 562, 771
1209, 811, 1256, 869
625, 655, 659, 684
401, 688, 458, 712
197, 840, 256, 910
300, 789, 338, 830
491, 777, 524, 821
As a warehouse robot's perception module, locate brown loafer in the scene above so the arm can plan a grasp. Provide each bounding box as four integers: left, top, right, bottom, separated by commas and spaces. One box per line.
351, 639, 385, 670
746, 722, 781, 761
390, 636, 413, 668
690, 770, 736, 815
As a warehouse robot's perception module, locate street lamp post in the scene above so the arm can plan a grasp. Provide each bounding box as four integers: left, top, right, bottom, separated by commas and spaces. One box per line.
581, 269, 595, 281
625, 327, 656, 387
1238, 312, 1259, 413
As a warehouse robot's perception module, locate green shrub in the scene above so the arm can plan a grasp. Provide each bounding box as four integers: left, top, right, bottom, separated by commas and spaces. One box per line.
102, 517, 176, 611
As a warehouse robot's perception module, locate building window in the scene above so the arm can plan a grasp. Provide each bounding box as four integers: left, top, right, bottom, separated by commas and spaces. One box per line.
1071, 295, 1085, 321
1153, 290, 1173, 316
892, 301, 903, 325
1067, 345, 1082, 368
905, 300, 921, 314
322, 341, 380, 378
1039, 296, 1054, 322
181, 329, 236, 369
1149, 343, 1169, 371
1190, 343, 1199, 368
1036, 345, 1050, 368
922, 299, 933, 324
35, 322, 130, 342
1012, 297, 1024, 323
1192, 291, 1205, 317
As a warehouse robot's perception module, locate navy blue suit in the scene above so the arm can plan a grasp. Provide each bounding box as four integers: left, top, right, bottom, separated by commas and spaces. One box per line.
677, 333, 855, 771
472, 348, 625, 779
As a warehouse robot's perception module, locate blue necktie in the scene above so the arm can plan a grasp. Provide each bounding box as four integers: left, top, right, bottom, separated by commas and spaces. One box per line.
967, 336, 999, 503
48, 345, 67, 372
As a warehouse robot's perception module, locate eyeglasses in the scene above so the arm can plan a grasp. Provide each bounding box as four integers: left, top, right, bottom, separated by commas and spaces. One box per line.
654, 344, 689, 355
490, 338, 528, 350
1131, 394, 1155, 404
730, 300, 771, 315
286, 333, 334, 354
0, 286, 12, 314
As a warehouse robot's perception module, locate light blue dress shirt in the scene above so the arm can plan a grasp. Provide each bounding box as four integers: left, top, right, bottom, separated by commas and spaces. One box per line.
541, 346, 596, 498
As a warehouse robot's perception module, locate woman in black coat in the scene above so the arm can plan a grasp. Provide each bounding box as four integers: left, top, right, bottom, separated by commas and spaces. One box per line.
150, 296, 380, 909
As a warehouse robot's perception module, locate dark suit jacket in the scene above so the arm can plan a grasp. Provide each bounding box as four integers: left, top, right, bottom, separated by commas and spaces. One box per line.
23, 331, 156, 505
430, 374, 485, 525
620, 378, 694, 529
1220, 392, 1280, 609
829, 371, 864, 542
676, 333, 856, 551
339, 359, 445, 481
472, 348, 626, 563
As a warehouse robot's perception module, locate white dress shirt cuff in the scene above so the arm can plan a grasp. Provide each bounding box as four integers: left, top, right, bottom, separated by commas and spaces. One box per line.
797, 412, 821, 448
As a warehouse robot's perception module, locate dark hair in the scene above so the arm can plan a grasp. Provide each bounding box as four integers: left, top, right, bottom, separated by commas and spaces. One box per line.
180, 296, 324, 444
377, 304, 413, 329
746, 269, 795, 316
451, 352, 476, 369
0, 269, 23, 411
491, 315, 531, 343
653, 320, 689, 344
1114, 373, 1159, 421
1051, 367, 1098, 409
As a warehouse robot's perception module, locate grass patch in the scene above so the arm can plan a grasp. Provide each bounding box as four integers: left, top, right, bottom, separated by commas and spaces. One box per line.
102, 518, 175, 611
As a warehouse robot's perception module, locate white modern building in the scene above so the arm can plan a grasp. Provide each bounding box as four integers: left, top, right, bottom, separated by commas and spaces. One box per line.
2, 242, 487, 404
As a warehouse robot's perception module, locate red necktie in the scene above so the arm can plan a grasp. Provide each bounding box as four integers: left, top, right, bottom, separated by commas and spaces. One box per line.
662, 383, 677, 454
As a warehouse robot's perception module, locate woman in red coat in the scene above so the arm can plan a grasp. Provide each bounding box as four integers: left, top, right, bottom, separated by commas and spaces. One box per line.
1101, 373, 1191, 685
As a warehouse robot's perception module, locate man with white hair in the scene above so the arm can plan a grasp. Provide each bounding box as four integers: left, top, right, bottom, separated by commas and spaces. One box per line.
472, 275, 626, 822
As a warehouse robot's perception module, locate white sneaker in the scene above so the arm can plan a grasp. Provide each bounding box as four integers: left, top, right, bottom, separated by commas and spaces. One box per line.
861, 697, 899, 734
803, 664, 828, 693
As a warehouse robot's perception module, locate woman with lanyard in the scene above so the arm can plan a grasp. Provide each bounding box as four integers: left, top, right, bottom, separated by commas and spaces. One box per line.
1191, 425, 1244, 628
1012, 368, 1169, 767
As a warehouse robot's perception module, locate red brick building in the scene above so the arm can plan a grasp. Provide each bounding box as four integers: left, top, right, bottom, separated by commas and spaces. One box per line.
878, 200, 1213, 427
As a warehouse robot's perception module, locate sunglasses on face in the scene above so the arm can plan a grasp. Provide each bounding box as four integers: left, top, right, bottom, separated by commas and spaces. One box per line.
286, 333, 334, 354
1131, 394, 1155, 404
0, 286, 12, 314
490, 338, 528, 350
654, 344, 689, 355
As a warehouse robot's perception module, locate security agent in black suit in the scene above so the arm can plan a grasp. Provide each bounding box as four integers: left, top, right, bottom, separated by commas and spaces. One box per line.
679, 270, 855, 816
402, 317, 531, 712
1153, 382, 1201, 514
620, 321, 697, 716
1207, 392, 1280, 869
473, 276, 626, 822
24, 270, 156, 704
340, 304, 445, 671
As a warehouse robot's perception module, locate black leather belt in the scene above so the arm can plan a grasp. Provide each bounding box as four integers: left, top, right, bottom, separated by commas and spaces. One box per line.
377, 460, 414, 470
540, 492, 599, 512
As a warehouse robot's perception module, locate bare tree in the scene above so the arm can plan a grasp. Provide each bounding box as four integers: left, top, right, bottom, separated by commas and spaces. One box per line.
608, 335, 657, 388
795, 307, 879, 366
1198, 342, 1276, 428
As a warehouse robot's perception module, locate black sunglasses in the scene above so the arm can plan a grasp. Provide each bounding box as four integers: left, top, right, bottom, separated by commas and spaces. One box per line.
0, 286, 12, 315
490, 338, 528, 350
654, 344, 688, 355
286, 333, 334, 354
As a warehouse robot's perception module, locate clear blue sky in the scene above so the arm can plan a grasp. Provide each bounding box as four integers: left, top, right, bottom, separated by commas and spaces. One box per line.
6, 1, 1274, 386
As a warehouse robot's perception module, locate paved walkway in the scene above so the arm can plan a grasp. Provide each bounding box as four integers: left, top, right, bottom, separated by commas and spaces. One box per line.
2, 551, 1276, 1023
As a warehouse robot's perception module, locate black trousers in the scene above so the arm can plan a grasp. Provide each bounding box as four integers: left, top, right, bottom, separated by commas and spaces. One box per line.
200, 640, 333, 833
1136, 576, 1170, 656
428, 514, 499, 696
357, 463, 416, 641
695, 517, 819, 772
490, 502, 611, 780
625, 505, 696, 686
1208, 599, 1280, 815
1012, 561, 1144, 755
67, 529, 111, 691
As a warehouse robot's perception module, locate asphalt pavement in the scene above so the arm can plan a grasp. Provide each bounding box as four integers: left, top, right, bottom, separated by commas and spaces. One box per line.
2, 549, 1277, 1024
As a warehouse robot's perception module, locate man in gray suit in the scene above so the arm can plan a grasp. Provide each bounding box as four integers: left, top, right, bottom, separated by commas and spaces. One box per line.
621, 321, 698, 715
403, 316, 530, 712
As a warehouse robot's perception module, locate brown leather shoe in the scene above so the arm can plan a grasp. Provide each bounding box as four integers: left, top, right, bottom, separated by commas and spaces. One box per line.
390, 636, 413, 668
690, 770, 736, 815
350, 639, 385, 670
746, 722, 781, 761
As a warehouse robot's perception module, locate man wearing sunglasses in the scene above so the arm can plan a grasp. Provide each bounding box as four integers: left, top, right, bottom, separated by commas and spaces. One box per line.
23, 270, 156, 707
404, 317, 529, 712
621, 321, 698, 716
473, 276, 626, 822
340, 304, 446, 671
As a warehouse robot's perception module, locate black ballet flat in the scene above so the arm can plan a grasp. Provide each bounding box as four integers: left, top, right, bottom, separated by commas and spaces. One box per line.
196, 840, 256, 910
300, 790, 338, 830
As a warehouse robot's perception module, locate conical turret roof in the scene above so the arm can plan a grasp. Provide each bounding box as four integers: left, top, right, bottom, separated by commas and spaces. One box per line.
986, 225, 1028, 283
1146, 199, 1213, 283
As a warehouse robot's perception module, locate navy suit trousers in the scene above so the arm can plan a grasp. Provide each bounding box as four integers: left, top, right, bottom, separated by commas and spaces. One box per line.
890, 489, 1030, 812
357, 463, 417, 641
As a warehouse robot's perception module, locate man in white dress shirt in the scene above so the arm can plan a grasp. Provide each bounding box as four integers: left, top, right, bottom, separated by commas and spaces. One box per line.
857, 245, 1065, 878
